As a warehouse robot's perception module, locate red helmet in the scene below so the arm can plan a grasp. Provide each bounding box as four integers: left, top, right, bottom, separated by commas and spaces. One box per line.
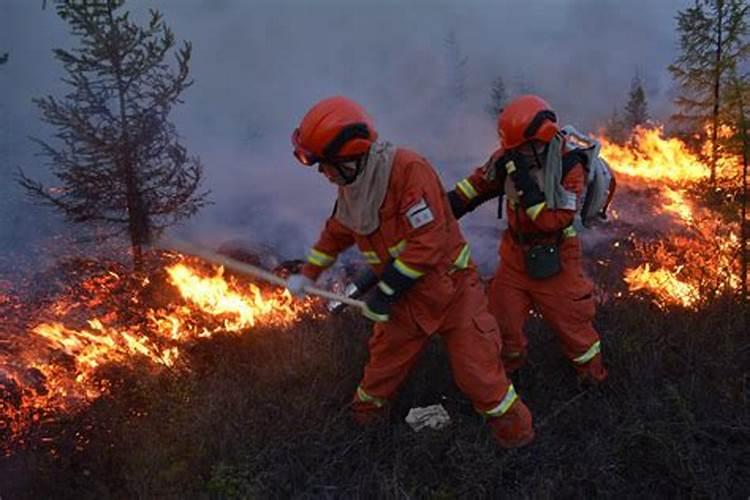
498, 95, 559, 150
292, 96, 378, 166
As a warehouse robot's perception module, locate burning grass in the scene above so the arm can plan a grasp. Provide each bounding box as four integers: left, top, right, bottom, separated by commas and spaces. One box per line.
0, 224, 746, 497
598, 125, 743, 309
0, 252, 318, 453
0, 123, 748, 496
0, 290, 746, 498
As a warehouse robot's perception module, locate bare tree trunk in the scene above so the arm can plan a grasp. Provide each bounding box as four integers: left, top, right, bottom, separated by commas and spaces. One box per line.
109, 4, 148, 271
744, 150, 749, 338
732, 74, 749, 334
741, 116, 748, 306
125, 165, 147, 270
710, 0, 725, 187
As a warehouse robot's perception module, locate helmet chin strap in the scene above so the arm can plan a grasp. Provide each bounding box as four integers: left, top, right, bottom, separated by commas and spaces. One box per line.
335, 154, 367, 185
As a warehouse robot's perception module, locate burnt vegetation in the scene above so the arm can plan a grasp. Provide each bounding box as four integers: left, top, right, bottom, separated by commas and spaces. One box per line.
1, 1, 749, 498
0, 257, 747, 499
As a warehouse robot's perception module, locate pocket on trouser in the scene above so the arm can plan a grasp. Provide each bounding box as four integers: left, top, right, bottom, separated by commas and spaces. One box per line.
444, 310, 506, 410
449, 312, 511, 411
570, 292, 596, 323
472, 313, 502, 354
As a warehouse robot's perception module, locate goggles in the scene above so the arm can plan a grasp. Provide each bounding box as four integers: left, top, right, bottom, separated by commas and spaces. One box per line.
292, 129, 321, 166
523, 109, 557, 140
291, 123, 371, 167
515, 140, 548, 158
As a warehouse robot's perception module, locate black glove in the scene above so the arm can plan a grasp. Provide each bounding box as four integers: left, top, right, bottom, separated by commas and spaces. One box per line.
362, 260, 419, 322
447, 189, 468, 219
363, 288, 393, 322
500, 152, 545, 209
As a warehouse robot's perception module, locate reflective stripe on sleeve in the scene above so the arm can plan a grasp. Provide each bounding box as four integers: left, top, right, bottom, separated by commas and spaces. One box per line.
388, 240, 407, 258
361, 250, 381, 264
452, 243, 471, 270
307, 248, 335, 267
393, 258, 425, 279
457, 179, 479, 200
525, 202, 546, 220
377, 281, 395, 296
562, 225, 577, 239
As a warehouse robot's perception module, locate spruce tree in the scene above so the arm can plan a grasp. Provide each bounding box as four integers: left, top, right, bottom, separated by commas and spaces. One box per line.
668, 0, 750, 185
19, 0, 209, 269
605, 106, 628, 144
624, 73, 650, 131
486, 74, 507, 119
726, 72, 750, 305
444, 31, 468, 104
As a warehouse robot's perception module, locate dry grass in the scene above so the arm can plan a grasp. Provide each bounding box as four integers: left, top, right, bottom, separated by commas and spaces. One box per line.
1, 293, 748, 499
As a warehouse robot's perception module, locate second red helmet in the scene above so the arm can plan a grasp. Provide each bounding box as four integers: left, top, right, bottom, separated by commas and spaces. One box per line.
498, 95, 559, 150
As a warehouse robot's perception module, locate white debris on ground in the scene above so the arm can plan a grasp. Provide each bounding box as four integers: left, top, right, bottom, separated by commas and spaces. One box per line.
405, 404, 451, 432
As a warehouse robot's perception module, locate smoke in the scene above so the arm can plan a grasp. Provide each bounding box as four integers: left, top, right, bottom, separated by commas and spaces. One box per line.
0, 0, 691, 271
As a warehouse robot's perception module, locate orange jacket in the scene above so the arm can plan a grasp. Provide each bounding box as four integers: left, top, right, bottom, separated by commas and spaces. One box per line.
454, 147, 586, 275
302, 148, 472, 334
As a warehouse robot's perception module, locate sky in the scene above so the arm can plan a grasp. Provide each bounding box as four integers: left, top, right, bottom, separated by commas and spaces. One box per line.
0, 0, 692, 271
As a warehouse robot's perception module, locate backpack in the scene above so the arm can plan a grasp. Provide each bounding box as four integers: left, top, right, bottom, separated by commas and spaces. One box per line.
560, 125, 617, 229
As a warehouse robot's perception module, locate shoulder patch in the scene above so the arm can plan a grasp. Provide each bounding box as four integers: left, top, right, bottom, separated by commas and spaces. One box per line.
405, 198, 434, 229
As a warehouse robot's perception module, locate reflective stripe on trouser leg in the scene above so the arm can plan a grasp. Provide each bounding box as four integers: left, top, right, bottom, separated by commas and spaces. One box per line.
483, 384, 518, 418
526, 270, 599, 365
355, 385, 386, 408
573, 340, 601, 365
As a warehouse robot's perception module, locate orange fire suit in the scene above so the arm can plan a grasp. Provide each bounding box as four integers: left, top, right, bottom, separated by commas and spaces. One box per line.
301, 147, 533, 446
453, 149, 607, 382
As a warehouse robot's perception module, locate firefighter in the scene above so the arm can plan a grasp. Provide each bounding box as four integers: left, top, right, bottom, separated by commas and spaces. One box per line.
286, 96, 534, 448
447, 95, 608, 384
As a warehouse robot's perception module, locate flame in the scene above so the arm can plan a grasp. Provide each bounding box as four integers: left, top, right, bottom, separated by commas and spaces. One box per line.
599, 126, 709, 182
0, 256, 317, 452
660, 187, 694, 224
598, 125, 742, 309
166, 263, 300, 331
623, 264, 699, 309
700, 123, 738, 180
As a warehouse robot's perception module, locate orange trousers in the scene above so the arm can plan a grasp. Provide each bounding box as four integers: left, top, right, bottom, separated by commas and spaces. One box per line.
489, 234, 606, 381
352, 270, 527, 427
